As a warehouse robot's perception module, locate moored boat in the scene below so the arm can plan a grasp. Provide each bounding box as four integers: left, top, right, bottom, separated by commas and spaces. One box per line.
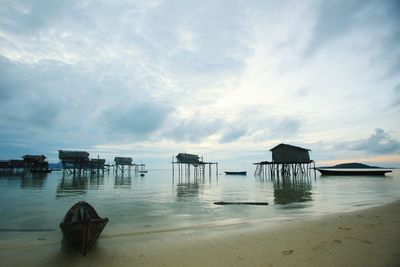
60, 201, 108, 256
224, 171, 247, 175
317, 168, 392, 176
316, 163, 392, 176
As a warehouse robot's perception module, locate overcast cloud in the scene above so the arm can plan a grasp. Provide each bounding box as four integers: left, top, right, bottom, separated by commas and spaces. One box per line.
0, 0, 399, 167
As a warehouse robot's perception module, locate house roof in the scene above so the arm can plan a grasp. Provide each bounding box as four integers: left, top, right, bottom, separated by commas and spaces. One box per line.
23, 155, 46, 159
269, 143, 311, 152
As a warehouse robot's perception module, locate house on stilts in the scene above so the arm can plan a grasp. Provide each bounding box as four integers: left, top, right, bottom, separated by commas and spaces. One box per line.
172, 153, 218, 182
254, 143, 315, 177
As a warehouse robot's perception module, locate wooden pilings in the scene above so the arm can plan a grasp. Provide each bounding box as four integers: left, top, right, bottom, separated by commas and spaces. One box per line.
172, 155, 219, 184
254, 161, 316, 180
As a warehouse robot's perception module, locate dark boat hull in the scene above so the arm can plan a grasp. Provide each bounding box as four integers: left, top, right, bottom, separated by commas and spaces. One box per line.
224, 171, 247, 175
60, 202, 108, 256
317, 168, 392, 176
214, 201, 268, 205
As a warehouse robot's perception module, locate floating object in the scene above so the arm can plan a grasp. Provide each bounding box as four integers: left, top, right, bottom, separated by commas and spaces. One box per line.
317, 163, 392, 176
138, 170, 148, 173
60, 201, 108, 256
224, 171, 247, 175
214, 201, 268, 206
317, 168, 392, 176
140, 173, 145, 177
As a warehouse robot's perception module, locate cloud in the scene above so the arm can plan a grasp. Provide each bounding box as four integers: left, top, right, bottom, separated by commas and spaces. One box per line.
305, 0, 400, 67
305, 0, 368, 55
393, 84, 400, 109
0, 1, 399, 167
0, 1, 84, 35
103, 100, 173, 138
271, 117, 302, 138
164, 117, 224, 142
0, 56, 63, 129
342, 128, 400, 154
219, 127, 247, 143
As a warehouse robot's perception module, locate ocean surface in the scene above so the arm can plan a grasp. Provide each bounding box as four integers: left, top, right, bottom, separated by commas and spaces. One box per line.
0, 167, 399, 239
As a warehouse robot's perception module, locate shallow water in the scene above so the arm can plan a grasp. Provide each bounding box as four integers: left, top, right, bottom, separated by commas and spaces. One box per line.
0, 167, 399, 238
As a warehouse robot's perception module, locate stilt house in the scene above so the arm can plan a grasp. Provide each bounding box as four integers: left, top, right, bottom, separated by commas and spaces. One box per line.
175, 153, 200, 164
270, 143, 311, 163
114, 157, 132, 166
22, 155, 49, 171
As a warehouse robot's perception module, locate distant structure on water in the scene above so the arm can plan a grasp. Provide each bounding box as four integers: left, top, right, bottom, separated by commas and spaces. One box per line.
0, 154, 51, 173
172, 153, 218, 182
254, 143, 315, 177
114, 157, 132, 174
58, 150, 147, 176
59, 150, 91, 175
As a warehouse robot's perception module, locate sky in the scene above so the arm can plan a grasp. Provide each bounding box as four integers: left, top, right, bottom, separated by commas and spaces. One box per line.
0, 0, 399, 168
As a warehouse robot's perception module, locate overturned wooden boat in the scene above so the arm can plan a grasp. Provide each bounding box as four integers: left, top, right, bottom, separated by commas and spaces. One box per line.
224, 171, 247, 175
60, 201, 108, 256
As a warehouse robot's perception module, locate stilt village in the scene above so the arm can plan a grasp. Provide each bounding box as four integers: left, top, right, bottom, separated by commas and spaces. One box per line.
0, 143, 316, 181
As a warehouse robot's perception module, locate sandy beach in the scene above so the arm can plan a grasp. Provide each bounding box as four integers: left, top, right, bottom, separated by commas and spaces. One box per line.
1, 200, 400, 267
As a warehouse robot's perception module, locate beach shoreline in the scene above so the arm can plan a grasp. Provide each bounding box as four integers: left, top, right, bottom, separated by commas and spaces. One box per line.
1, 200, 400, 266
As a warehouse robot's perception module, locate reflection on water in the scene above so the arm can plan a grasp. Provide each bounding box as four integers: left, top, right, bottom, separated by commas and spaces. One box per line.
20, 173, 49, 189
89, 173, 106, 190
114, 173, 132, 188
0, 172, 49, 189
57, 175, 88, 198
176, 182, 202, 200
0, 168, 399, 236
273, 174, 313, 205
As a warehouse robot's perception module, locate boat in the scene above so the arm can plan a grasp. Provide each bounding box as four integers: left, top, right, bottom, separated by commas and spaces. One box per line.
317, 168, 392, 176
224, 171, 247, 175
214, 201, 268, 205
316, 163, 392, 176
60, 201, 109, 256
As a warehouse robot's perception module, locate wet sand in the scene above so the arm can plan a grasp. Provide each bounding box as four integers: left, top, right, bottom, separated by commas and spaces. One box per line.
1, 200, 400, 267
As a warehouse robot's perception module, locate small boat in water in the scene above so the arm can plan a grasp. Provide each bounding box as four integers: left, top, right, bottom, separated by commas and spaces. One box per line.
224, 171, 247, 175
60, 201, 108, 256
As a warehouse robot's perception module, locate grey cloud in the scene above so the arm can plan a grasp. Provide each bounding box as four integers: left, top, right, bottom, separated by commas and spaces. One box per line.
165, 117, 224, 142
379, 27, 400, 78
305, 0, 367, 55
0, 57, 62, 128
271, 117, 301, 138
0, 1, 85, 35
0, 54, 176, 157
393, 84, 400, 109
219, 127, 247, 143
305, 0, 400, 58
103, 101, 173, 138
123, 0, 251, 77
343, 128, 400, 154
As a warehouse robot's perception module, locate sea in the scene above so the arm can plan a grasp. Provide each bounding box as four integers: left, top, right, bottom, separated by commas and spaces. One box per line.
0, 166, 399, 241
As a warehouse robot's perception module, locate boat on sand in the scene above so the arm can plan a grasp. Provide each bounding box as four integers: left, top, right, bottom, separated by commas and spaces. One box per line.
60, 201, 108, 256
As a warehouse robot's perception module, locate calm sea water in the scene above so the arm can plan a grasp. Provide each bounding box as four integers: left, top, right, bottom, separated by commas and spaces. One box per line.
0, 167, 399, 238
